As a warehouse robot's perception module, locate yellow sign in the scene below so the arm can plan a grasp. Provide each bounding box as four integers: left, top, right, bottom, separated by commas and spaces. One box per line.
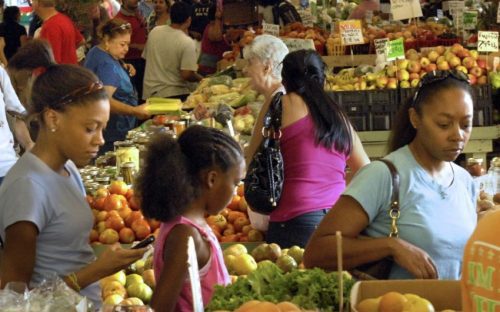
339, 20, 364, 46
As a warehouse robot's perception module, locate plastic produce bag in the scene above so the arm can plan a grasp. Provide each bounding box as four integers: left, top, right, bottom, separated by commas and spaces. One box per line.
0, 274, 90, 312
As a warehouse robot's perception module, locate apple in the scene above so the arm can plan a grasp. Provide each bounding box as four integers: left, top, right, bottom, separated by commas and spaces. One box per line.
99, 228, 119, 244
435, 45, 446, 55
437, 61, 450, 71
206, 214, 227, 231
96, 210, 108, 222
462, 57, 476, 69
386, 65, 398, 78
104, 194, 128, 211
117, 207, 132, 220
102, 281, 127, 299
476, 59, 487, 69
397, 69, 410, 81
376, 76, 389, 89
477, 75, 488, 85
134, 222, 152, 240
106, 216, 125, 232
132, 259, 146, 275
387, 78, 398, 89
450, 43, 463, 55
448, 56, 461, 68
142, 269, 156, 289
127, 283, 153, 303
238, 197, 248, 212
409, 72, 420, 81
456, 65, 468, 74
470, 66, 483, 77
403, 293, 435, 312
93, 196, 106, 211
95, 187, 110, 198
468, 74, 477, 85
469, 50, 479, 60
407, 60, 421, 74
457, 49, 470, 59
444, 51, 456, 62
406, 52, 420, 61
397, 59, 409, 70
126, 273, 144, 287
109, 180, 129, 196
101, 270, 127, 286
121, 297, 144, 306
119, 227, 135, 243
419, 57, 430, 68
425, 63, 437, 72
436, 55, 446, 64
248, 229, 264, 242
400, 80, 411, 88
96, 221, 107, 234
427, 51, 439, 62
89, 229, 99, 242
125, 211, 144, 227
103, 294, 124, 305
410, 78, 420, 88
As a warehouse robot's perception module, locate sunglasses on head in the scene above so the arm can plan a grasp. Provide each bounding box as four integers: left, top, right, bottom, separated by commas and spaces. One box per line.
112, 23, 132, 31
412, 70, 470, 105
56, 81, 104, 107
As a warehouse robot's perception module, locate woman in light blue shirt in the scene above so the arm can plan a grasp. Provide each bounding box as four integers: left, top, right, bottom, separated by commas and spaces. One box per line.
304, 70, 478, 280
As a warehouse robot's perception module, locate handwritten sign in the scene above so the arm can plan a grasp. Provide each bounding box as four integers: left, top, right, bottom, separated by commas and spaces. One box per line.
478, 31, 499, 52
262, 22, 280, 37
374, 38, 389, 57
448, 1, 465, 16
339, 20, 364, 46
300, 8, 314, 27
281, 38, 315, 52
390, 0, 423, 20
437, 9, 443, 19
463, 11, 478, 30
387, 38, 405, 61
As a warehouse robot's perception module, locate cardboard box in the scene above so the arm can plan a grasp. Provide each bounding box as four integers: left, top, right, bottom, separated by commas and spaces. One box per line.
350, 280, 462, 311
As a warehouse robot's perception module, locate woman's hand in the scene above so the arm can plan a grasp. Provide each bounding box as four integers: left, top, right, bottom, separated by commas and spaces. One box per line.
391, 238, 438, 279
134, 103, 152, 120
93, 243, 149, 277
123, 63, 136, 77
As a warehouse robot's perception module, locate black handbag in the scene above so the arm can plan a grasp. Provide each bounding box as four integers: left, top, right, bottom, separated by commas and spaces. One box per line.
350, 159, 401, 280
244, 92, 284, 215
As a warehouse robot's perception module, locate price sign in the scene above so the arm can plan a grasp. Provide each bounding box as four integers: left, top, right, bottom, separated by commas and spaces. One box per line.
262, 22, 280, 37
301, 7, 314, 27
281, 38, 315, 52
390, 0, 423, 20
478, 31, 499, 52
387, 38, 405, 61
374, 38, 389, 57
437, 9, 443, 19
462, 11, 478, 30
365, 10, 373, 24
339, 20, 364, 46
448, 1, 465, 16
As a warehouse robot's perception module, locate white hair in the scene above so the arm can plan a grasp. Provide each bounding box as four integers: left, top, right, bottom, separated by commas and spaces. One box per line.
243, 34, 289, 81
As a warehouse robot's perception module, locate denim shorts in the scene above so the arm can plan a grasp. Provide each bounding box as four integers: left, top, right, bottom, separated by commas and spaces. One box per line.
266, 209, 329, 249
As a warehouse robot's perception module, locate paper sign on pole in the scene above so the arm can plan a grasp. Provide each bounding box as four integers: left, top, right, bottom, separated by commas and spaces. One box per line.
478, 31, 499, 52
374, 38, 389, 58
387, 38, 405, 61
462, 11, 478, 30
339, 20, 364, 46
281, 38, 316, 52
365, 10, 373, 24
262, 22, 280, 37
448, 1, 465, 16
390, 0, 423, 20
301, 7, 314, 27
437, 9, 443, 19
187, 236, 203, 312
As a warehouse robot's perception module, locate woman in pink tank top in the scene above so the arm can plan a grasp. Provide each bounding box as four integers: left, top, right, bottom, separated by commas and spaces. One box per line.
135, 126, 245, 311
246, 49, 370, 248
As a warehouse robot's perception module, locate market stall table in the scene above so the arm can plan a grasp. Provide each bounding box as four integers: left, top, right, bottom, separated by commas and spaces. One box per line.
358, 125, 499, 169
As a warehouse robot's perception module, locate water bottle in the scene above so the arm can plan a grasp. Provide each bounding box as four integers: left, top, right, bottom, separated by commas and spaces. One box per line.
485, 157, 500, 195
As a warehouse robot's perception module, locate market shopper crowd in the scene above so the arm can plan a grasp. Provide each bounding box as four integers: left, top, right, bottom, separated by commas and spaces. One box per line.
0, 0, 498, 311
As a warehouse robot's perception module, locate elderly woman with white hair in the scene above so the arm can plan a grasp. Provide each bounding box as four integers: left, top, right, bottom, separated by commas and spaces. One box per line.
244, 38, 370, 248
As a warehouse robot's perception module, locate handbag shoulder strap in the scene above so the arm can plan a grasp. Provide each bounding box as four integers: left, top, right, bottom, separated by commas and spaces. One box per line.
377, 158, 400, 238
263, 91, 283, 132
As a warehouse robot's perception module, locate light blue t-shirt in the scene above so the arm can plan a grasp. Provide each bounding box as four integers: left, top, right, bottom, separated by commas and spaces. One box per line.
344, 145, 477, 280
0, 152, 101, 306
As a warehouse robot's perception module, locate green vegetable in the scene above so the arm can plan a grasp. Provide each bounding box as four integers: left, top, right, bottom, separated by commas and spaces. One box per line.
206, 263, 354, 311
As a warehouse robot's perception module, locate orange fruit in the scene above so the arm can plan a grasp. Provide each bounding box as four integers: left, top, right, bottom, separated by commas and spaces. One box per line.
379, 292, 408, 312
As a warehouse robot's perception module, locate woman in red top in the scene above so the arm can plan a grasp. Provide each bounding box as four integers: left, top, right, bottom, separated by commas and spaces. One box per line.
197, 5, 231, 76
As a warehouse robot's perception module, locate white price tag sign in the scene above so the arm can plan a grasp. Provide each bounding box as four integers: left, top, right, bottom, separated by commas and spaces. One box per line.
262, 22, 280, 37
339, 20, 364, 46
437, 9, 443, 19
478, 31, 499, 52
301, 8, 314, 27
374, 38, 389, 58
281, 38, 316, 52
365, 10, 373, 24
390, 0, 423, 20
448, 1, 465, 16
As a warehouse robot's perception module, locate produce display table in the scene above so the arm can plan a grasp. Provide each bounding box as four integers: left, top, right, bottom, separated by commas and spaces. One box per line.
358, 125, 499, 168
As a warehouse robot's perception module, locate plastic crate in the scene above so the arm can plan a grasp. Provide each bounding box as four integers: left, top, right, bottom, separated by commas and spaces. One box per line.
327, 43, 345, 56
328, 91, 370, 131
349, 43, 371, 55
367, 90, 399, 130
437, 37, 462, 46
472, 85, 493, 126
399, 87, 417, 106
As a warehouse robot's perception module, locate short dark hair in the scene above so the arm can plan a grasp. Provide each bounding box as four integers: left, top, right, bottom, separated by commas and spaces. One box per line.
388, 73, 473, 152
7, 39, 55, 70
30, 65, 108, 120
170, 1, 193, 24
136, 125, 243, 222
98, 18, 132, 41
3, 6, 20, 23
281, 49, 353, 155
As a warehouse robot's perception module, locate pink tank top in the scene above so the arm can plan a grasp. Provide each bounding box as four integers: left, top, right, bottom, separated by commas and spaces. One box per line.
153, 216, 230, 311
270, 115, 348, 222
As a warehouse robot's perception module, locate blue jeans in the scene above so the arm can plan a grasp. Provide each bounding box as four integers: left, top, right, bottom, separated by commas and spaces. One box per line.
266, 209, 329, 248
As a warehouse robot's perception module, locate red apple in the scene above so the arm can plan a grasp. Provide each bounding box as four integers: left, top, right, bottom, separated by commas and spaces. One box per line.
119, 227, 135, 244
437, 61, 450, 71
99, 228, 119, 244
476, 59, 487, 69
425, 63, 437, 72
419, 57, 430, 68
407, 60, 421, 73
409, 72, 420, 81
449, 56, 461, 68
462, 57, 476, 69
450, 43, 464, 55
470, 66, 483, 77
468, 74, 477, 85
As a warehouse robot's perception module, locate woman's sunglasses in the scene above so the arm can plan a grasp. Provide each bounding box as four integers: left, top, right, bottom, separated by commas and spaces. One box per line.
412, 70, 470, 105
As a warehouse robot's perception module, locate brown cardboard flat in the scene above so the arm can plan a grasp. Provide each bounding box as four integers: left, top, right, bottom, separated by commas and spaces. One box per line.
350, 280, 462, 311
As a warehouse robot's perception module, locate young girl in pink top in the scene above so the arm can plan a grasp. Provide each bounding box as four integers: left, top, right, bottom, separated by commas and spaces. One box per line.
135, 125, 245, 311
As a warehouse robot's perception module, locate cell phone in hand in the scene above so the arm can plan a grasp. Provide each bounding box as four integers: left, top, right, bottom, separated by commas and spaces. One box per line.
131, 235, 155, 249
